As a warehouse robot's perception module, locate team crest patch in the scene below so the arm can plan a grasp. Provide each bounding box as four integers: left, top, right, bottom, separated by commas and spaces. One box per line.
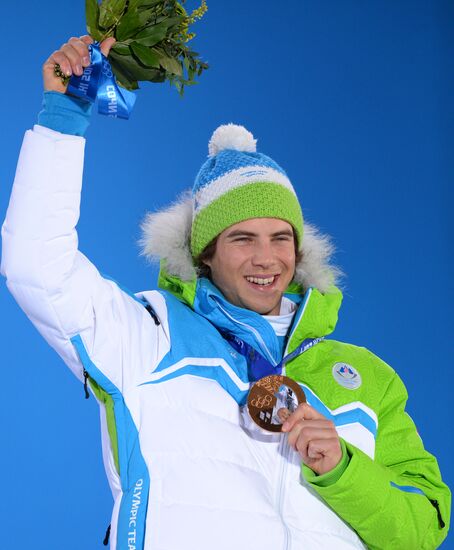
332, 363, 362, 389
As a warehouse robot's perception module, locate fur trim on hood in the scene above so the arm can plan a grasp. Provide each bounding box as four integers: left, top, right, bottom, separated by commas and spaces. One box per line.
139, 192, 342, 293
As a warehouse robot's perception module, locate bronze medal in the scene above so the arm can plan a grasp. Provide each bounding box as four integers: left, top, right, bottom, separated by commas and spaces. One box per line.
247, 375, 306, 432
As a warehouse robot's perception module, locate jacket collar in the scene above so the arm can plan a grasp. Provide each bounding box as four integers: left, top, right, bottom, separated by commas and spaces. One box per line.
284, 286, 342, 355
193, 278, 282, 364
158, 268, 342, 365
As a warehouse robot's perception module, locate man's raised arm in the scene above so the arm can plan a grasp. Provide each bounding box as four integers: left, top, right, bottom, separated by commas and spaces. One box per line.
1, 36, 157, 389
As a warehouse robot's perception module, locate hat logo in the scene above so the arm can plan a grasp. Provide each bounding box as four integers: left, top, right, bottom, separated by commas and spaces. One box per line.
332, 363, 362, 390
239, 169, 267, 178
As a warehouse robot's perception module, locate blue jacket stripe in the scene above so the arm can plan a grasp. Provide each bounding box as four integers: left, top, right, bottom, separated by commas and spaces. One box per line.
71, 335, 150, 550
141, 363, 250, 405
390, 481, 425, 496
302, 384, 378, 437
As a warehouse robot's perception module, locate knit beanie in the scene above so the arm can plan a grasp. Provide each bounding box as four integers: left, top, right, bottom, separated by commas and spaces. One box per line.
190, 123, 304, 258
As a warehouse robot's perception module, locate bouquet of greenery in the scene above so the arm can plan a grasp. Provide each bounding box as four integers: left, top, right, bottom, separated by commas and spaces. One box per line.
86, 0, 209, 95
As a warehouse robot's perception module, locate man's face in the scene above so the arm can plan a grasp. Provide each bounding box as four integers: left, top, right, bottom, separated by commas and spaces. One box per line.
203, 218, 296, 315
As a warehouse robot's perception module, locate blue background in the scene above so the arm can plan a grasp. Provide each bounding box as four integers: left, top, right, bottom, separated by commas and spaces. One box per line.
0, 1, 452, 548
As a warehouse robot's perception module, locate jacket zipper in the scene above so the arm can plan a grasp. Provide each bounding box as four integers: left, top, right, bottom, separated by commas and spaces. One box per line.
82, 371, 110, 546
215, 295, 298, 549
276, 435, 291, 550
283, 288, 312, 357
83, 368, 90, 399
214, 299, 276, 364
429, 499, 445, 528
103, 523, 111, 546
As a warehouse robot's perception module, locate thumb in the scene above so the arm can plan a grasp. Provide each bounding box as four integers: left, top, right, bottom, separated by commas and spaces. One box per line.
100, 36, 116, 57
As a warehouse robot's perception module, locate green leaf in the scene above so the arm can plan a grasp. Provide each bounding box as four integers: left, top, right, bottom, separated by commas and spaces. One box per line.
116, 7, 155, 40
161, 15, 185, 30
109, 56, 139, 90
139, 11, 164, 36
85, 0, 103, 40
156, 50, 183, 76
111, 42, 131, 55
162, 57, 183, 76
134, 22, 168, 45
130, 42, 161, 67
128, 0, 161, 9
110, 50, 165, 81
115, 11, 139, 41
99, 0, 126, 29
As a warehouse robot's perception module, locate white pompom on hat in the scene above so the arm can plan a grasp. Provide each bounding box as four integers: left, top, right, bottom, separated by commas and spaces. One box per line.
208, 123, 257, 157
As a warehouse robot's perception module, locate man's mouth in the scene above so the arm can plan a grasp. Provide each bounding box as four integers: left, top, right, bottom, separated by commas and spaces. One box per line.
245, 275, 278, 286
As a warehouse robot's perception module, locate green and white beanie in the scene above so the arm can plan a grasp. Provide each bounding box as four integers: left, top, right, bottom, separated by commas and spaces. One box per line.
190, 124, 304, 258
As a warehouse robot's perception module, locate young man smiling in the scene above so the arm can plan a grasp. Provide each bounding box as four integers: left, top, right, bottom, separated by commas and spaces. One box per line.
1, 35, 450, 549
202, 218, 297, 315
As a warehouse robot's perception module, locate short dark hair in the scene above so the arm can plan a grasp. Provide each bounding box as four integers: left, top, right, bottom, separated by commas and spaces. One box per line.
194, 229, 302, 280
195, 235, 218, 279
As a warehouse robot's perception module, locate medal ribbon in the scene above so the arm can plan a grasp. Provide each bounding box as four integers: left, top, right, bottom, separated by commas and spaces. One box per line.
224, 333, 324, 382
67, 43, 136, 119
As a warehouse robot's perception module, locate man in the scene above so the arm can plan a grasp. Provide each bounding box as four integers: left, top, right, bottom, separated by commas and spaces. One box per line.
1, 36, 450, 549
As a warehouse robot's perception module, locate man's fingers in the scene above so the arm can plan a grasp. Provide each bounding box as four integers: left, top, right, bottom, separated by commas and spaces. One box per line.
282, 403, 326, 432
61, 43, 85, 76
46, 36, 115, 75
80, 35, 94, 45
45, 51, 72, 77
68, 37, 91, 67
299, 438, 341, 463
42, 34, 115, 93
287, 422, 336, 449
281, 404, 342, 475
100, 36, 116, 57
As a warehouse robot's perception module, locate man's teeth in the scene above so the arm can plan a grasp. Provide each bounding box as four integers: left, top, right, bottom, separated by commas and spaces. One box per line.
246, 276, 276, 285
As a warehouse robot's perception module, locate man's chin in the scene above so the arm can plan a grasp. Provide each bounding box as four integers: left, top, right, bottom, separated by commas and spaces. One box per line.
241, 297, 282, 316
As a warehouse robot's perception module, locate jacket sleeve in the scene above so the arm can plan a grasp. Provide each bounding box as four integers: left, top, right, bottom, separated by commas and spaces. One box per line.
1, 125, 163, 391
302, 371, 451, 549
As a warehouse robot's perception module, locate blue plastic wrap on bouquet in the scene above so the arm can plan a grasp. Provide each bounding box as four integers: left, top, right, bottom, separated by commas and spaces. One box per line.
67, 43, 136, 119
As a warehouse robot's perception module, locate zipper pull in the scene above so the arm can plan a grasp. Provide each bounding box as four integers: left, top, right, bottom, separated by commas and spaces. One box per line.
83, 368, 90, 399
145, 303, 160, 326
429, 499, 445, 528
103, 524, 111, 546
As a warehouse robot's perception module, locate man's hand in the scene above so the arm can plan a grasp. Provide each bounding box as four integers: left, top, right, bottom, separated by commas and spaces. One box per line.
42, 35, 116, 93
282, 403, 342, 475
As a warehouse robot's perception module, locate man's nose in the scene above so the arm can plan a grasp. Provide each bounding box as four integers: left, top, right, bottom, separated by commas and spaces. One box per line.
251, 241, 275, 268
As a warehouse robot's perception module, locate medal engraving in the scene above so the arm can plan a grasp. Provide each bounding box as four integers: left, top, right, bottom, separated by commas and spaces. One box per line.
247, 375, 306, 432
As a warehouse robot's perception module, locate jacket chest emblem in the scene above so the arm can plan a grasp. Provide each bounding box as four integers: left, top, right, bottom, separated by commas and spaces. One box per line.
332, 362, 362, 389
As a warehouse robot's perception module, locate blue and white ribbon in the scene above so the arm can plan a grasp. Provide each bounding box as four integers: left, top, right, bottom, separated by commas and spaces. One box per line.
223, 333, 324, 382
67, 42, 136, 119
